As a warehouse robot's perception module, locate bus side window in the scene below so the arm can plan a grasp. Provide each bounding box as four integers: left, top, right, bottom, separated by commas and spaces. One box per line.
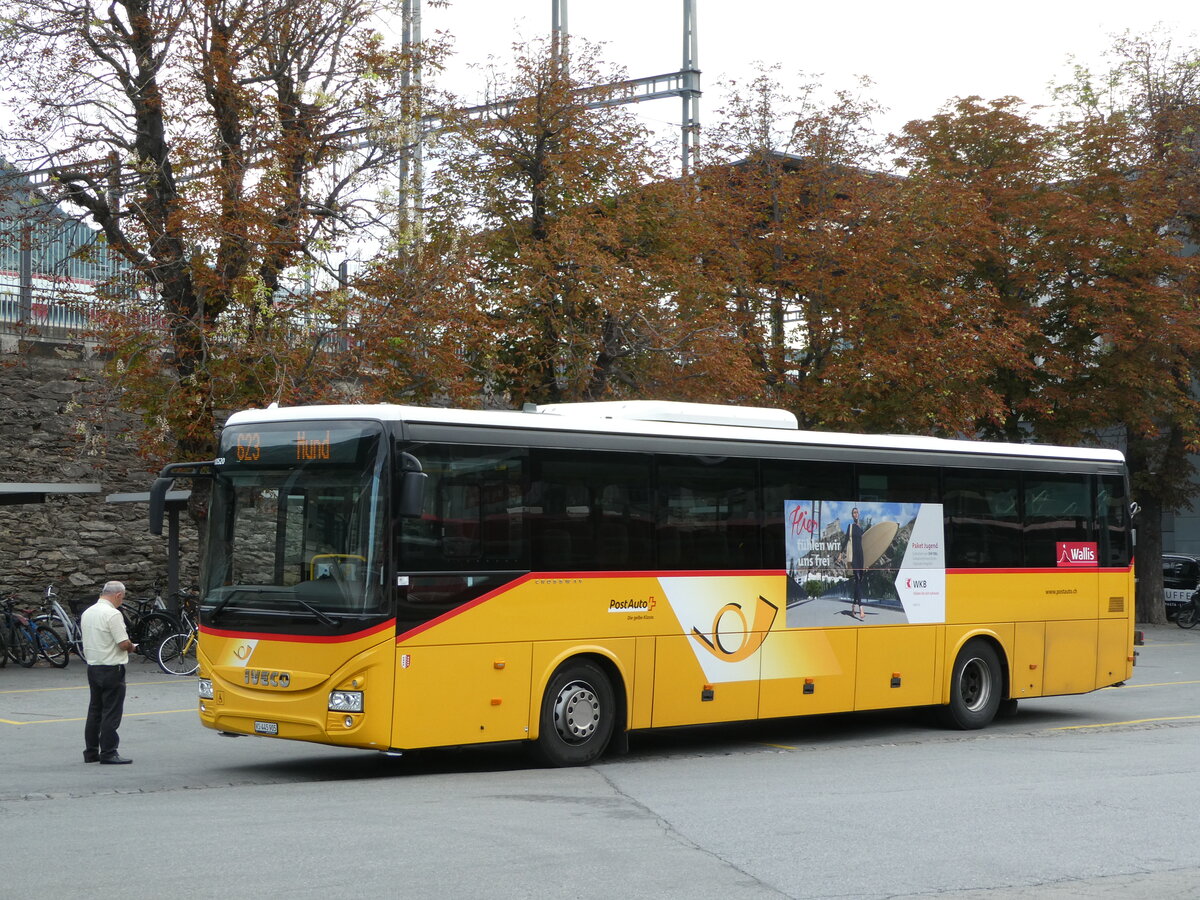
943, 470, 1022, 568
597, 485, 631, 568
1095, 474, 1131, 567
440, 481, 482, 559
761, 460, 853, 569
529, 450, 652, 572
856, 464, 939, 504
534, 480, 588, 569
657, 456, 759, 570
1023, 473, 1090, 566
398, 444, 529, 571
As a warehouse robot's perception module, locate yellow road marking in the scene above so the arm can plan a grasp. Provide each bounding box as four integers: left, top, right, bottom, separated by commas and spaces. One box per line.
1115, 679, 1200, 688
1054, 714, 1200, 730
0, 708, 195, 725
0, 679, 187, 696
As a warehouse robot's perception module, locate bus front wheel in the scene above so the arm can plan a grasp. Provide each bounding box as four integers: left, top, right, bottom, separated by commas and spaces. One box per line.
533, 659, 616, 767
939, 639, 1003, 730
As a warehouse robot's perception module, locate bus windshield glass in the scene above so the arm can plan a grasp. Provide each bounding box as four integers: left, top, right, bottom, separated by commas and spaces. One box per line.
202, 421, 388, 632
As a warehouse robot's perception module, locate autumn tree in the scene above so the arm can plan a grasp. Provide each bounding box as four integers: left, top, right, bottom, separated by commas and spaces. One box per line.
346, 227, 490, 407
0, 0, 439, 472
897, 90, 1200, 621
427, 37, 757, 407
1055, 33, 1200, 622
694, 73, 1022, 433
896, 98, 1090, 440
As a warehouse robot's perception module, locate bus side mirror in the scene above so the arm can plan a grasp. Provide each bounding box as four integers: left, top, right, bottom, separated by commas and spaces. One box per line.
400, 471, 427, 519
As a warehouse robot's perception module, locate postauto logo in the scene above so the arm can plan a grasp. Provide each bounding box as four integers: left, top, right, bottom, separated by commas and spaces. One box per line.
608, 597, 656, 613
691, 596, 779, 663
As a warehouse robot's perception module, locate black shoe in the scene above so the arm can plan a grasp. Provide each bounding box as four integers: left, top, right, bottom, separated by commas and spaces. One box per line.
83, 751, 99, 763
99, 753, 132, 765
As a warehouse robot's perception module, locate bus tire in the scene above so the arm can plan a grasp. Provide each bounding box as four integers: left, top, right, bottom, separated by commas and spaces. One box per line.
938, 638, 1003, 730
532, 659, 616, 767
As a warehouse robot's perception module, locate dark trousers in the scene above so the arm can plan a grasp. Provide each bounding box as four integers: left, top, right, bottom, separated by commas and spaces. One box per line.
85, 664, 126, 755
851, 568, 865, 604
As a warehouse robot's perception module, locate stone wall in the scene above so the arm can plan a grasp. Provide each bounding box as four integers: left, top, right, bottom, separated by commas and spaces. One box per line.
0, 341, 198, 604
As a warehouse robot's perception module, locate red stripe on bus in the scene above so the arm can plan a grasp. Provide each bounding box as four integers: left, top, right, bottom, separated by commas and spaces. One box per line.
396, 574, 539, 642
202, 619, 396, 644
395, 570, 785, 643
946, 566, 1134, 575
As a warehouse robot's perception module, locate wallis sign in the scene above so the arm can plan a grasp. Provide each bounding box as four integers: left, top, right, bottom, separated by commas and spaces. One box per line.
1057, 542, 1098, 568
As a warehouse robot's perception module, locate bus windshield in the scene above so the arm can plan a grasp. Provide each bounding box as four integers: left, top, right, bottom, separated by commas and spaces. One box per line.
202, 421, 389, 632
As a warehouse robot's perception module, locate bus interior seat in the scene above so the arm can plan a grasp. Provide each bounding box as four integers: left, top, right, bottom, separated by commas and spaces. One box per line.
659, 529, 683, 569
539, 528, 573, 570
597, 520, 630, 568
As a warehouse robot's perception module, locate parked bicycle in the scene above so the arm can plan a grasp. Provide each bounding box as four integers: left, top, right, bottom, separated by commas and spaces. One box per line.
31, 584, 86, 660
157, 623, 198, 676
1176, 589, 1200, 629
1, 595, 68, 668
120, 585, 180, 659
156, 588, 199, 676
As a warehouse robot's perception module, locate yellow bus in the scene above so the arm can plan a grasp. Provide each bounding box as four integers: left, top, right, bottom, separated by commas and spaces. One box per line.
149, 400, 1135, 766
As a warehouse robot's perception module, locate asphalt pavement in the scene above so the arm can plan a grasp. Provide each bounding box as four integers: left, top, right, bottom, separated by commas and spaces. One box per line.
2, 623, 1199, 899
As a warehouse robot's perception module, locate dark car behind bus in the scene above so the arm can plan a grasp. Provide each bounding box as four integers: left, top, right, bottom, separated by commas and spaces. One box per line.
1163, 553, 1200, 617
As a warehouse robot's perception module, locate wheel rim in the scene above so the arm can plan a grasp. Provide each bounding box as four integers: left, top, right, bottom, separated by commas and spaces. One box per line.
551, 679, 601, 744
960, 656, 993, 713
17, 633, 37, 666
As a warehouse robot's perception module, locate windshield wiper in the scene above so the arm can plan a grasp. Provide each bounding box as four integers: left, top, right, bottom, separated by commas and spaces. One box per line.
207, 587, 339, 627
284, 595, 341, 628
209, 589, 240, 623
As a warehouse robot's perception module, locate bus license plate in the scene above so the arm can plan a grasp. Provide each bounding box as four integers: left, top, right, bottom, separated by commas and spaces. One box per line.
254, 721, 279, 735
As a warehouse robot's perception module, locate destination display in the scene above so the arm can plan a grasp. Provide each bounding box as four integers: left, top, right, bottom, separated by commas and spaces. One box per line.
215, 423, 380, 467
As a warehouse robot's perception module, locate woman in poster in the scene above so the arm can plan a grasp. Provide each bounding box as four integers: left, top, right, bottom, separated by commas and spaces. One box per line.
844, 507, 866, 620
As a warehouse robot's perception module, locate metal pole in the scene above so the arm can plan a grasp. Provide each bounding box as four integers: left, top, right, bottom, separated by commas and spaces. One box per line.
411, 0, 424, 243
552, 0, 569, 78
18, 219, 32, 324
681, 0, 700, 176
399, 0, 414, 238
167, 505, 180, 600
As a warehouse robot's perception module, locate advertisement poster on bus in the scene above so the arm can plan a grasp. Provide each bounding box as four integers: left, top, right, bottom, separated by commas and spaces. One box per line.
784, 500, 946, 627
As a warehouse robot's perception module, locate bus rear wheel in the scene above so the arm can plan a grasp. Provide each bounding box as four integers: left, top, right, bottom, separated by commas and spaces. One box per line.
939, 639, 1003, 730
533, 660, 616, 767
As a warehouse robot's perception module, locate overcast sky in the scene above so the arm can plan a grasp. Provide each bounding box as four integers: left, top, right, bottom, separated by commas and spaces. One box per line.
409, 1, 1197, 144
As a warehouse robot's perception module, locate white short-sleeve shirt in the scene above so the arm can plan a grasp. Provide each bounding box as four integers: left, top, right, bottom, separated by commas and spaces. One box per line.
81, 597, 131, 665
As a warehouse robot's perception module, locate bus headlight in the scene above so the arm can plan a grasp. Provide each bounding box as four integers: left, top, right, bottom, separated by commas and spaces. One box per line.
199, 679, 214, 700
329, 690, 363, 713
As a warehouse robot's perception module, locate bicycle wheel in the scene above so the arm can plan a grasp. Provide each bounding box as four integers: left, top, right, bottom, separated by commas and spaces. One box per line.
132, 612, 179, 658
32, 613, 71, 651
0, 628, 7, 667
157, 631, 199, 676
1178, 604, 1198, 629
34, 625, 69, 668
12, 627, 38, 667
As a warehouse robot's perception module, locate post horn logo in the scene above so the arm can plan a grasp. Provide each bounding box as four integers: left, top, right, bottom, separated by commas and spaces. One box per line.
690, 595, 779, 662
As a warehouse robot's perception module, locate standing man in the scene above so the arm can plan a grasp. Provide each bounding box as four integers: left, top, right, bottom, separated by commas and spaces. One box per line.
81, 581, 137, 764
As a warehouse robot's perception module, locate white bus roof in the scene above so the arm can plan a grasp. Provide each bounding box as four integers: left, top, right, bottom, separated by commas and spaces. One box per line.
223, 401, 1125, 466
